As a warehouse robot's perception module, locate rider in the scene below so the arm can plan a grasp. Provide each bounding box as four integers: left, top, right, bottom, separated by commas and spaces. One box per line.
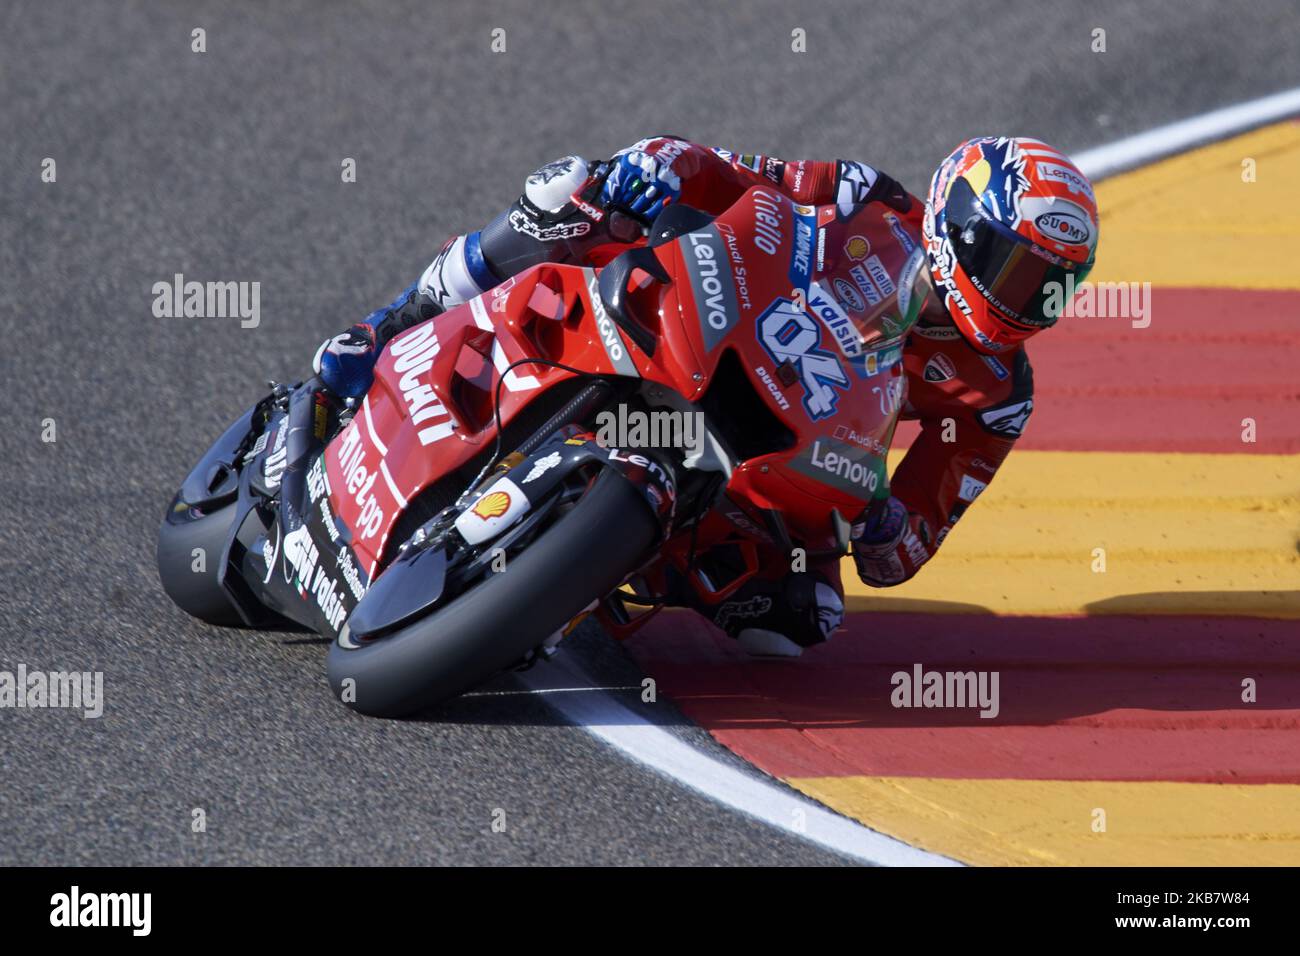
313, 136, 1099, 657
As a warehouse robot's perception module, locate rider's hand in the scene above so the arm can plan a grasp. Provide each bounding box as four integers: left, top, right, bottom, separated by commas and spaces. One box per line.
850, 496, 913, 588
313, 323, 378, 399
601, 147, 682, 220
852, 496, 908, 548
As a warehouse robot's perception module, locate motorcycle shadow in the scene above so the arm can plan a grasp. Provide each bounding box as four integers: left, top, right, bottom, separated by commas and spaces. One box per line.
621, 593, 1300, 731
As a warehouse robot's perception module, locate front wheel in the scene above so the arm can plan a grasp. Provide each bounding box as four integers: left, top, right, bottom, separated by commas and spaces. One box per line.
326, 469, 658, 717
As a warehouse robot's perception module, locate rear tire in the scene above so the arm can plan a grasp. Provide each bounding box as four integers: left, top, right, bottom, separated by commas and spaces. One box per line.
157, 501, 244, 627
327, 470, 657, 717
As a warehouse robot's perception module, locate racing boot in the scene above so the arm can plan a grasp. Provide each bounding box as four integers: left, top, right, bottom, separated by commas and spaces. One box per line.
711, 572, 845, 659
313, 281, 443, 399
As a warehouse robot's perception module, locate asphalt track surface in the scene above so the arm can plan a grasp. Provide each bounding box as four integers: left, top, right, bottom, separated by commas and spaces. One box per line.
1, 1, 1297, 865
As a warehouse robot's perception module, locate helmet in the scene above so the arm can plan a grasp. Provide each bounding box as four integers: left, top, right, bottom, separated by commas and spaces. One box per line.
923, 137, 1099, 353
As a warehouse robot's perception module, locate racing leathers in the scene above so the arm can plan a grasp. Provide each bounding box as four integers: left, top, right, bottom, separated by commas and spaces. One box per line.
315, 137, 1034, 654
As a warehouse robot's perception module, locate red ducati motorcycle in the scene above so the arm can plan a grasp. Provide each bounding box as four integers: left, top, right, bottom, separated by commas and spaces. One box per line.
158, 181, 927, 716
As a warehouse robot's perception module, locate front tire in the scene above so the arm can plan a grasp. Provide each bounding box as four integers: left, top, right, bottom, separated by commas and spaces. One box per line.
327, 470, 658, 717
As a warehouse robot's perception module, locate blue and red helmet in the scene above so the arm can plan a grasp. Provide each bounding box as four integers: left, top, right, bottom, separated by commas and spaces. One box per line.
923, 137, 1099, 353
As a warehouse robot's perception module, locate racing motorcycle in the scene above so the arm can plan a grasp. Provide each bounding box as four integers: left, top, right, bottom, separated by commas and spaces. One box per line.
158, 174, 929, 717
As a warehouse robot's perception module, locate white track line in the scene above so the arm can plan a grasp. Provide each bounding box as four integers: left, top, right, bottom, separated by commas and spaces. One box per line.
518, 89, 1300, 865
1073, 85, 1300, 179
518, 654, 959, 866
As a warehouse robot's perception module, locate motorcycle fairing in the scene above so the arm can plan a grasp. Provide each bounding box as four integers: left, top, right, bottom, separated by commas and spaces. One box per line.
325, 186, 923, 581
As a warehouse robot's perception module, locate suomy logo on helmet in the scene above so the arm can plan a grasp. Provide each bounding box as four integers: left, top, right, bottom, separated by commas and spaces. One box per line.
1034, 210, 1090, 245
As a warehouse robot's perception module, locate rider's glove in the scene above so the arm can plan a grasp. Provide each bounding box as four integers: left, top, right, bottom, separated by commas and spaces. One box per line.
601, 147, 682, 220
313, 323, 378, 399
850, 495, 914, 588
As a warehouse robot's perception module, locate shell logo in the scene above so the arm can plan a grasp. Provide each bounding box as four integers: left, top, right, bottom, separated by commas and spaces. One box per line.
471, 491, 512, 520
844, 235, 870, 261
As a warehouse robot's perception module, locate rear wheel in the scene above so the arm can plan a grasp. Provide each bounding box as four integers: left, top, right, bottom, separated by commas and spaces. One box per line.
326, 469, 657, 717
157, 401, 266, 627
157, 500, 243, 627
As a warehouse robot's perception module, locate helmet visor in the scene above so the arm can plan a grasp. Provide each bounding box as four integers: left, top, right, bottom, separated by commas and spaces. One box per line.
945, 177, 1092, 329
